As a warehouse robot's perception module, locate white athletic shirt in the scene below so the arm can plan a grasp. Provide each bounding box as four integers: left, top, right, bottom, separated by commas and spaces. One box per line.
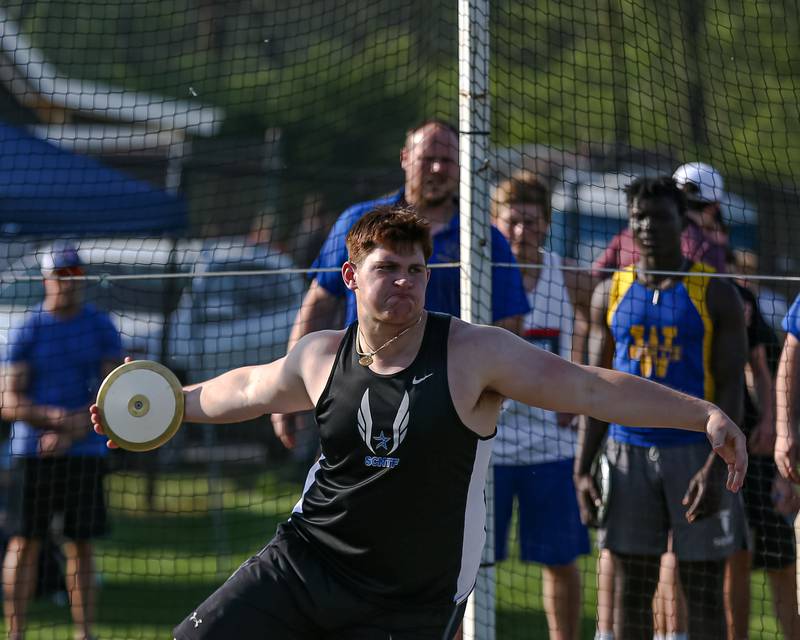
493, 251, 577, 465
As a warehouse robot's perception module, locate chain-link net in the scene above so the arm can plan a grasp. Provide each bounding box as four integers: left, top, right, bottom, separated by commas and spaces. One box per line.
0, 0, 799, 638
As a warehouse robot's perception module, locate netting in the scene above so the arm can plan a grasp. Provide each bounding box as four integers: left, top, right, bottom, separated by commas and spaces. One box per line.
0, 0, 799, 638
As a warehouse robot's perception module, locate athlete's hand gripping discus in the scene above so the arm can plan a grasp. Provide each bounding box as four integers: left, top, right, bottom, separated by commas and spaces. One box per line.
96, 360, 184, 451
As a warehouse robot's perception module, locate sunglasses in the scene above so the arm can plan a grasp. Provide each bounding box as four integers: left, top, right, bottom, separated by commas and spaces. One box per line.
50, 266, 85, 278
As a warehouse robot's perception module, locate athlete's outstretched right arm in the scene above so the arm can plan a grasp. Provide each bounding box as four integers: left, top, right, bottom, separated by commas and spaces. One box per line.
182, 352, 312, 425
92, 331, 339, 445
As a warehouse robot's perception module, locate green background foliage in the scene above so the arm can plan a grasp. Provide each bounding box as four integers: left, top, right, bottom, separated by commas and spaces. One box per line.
9, 0, 799, 182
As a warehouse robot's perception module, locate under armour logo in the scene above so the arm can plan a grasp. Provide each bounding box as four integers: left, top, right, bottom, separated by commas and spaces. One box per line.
190, 612, 203, 628
357, 389, 409, 455
412, 373, 433, 385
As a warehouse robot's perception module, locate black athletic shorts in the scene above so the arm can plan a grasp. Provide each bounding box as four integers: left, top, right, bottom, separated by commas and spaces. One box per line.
5, 456, 109, 541
173, 523, 467, 640
742, 455, 796, 570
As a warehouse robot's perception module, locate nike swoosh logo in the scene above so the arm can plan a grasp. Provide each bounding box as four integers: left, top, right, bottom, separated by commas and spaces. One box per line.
412, 373, 433, 385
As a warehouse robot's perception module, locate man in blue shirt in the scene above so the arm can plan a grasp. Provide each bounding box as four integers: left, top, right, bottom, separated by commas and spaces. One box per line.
273, 119, 529, 447
0, 242, 122, 640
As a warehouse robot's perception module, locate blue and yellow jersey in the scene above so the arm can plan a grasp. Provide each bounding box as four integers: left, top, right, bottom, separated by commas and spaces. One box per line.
606, 263, 714, 447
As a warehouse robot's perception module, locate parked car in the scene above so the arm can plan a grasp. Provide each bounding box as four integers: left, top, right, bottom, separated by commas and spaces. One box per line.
166, 239, 305, 382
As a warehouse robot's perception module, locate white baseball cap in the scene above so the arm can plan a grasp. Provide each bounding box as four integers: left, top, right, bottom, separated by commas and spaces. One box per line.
40, 241, 84, 275
673, 162, 725, 204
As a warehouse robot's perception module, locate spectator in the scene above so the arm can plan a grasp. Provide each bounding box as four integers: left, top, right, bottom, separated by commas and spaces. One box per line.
774, 295, 800, 633
490, 171, 592, 640
591, 163, 729, 278
728, 277, 799, 638
272, 119, 529, 447
775, 294, 800, 486
574, 177, 748, 640
0, 242, 122, 640
733, 249, 788, 337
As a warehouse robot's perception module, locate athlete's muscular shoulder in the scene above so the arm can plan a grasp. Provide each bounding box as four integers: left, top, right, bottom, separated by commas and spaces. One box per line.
446, 319, 508, 436
290, 329, 346, 405
448, 317, 591, 436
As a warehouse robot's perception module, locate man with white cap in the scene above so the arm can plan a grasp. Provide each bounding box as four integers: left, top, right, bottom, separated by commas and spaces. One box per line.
1, 241, 122, 640
672, 162, 730, 252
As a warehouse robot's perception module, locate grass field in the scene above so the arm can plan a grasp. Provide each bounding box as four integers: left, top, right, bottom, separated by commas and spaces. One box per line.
4, 469, 787, 639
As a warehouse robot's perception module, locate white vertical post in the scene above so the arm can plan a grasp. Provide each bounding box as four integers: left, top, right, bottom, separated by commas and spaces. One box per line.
458, 0, 494, 639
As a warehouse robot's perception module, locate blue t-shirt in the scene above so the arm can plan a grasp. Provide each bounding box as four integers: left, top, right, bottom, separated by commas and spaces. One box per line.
5, 304, 122, 457
311, 190, 530, 325
782, 294, 800, 339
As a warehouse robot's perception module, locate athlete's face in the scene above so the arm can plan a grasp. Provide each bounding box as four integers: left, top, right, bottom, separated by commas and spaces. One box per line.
629, 196, 684, 262
401, 124, 459, 208
343, 245, 430, 324
493, 202, 549, 264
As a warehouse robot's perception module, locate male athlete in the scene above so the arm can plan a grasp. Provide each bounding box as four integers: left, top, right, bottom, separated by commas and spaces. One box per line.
271, 118, 528, 447
92, 207, 747, 640
574, 177, 748, 640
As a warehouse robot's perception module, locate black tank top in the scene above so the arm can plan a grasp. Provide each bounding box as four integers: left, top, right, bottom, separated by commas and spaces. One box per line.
290, 312, 495, 606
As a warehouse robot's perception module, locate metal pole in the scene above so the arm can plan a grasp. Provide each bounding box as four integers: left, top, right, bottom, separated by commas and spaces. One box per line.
458, 0, 494, 638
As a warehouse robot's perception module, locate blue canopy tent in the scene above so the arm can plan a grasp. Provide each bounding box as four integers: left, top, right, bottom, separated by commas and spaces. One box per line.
0, 121, 187, 236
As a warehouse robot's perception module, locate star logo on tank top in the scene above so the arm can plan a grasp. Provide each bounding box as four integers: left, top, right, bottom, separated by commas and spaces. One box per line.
373, 431, 391, 450
357, 389, 409, 469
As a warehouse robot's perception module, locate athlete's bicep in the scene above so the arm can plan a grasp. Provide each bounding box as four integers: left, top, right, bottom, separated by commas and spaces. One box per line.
479, 327, 592, 413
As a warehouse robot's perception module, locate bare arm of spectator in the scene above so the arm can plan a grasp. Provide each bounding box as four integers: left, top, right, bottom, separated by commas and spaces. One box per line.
557, 262, 594, 427
573, 278, 614, 525
564, 262, 595, 365
493, 314, 523, 335
37, 358, 121, 456
682, 278, 747, 522
287, 280, 343, 351
776, 333, 800, 483
1, 362, 93, 439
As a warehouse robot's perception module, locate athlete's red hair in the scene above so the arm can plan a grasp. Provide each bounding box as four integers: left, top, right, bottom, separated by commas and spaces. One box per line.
346, 206, 433, 265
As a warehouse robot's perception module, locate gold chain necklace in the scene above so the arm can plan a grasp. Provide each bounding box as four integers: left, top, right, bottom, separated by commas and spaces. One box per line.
355, 314, 424, 366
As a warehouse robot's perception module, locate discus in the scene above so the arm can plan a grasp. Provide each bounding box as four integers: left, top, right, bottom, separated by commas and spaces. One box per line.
96, 360, 184, 452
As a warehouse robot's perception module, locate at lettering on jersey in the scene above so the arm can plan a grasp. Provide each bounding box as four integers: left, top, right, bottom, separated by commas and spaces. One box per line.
628, 325, 682, 378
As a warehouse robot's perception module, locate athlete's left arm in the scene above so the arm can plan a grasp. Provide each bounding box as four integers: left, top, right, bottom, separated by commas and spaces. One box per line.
468, 323, 747, 490
682, 277, 748, 521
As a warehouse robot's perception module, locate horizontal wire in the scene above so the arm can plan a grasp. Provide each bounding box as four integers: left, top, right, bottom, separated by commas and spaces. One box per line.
1, 262, 796, 283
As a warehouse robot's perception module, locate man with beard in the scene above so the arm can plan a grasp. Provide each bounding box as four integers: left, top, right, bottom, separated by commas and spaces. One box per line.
574, 176, 748, 640
272, 119, 529, 447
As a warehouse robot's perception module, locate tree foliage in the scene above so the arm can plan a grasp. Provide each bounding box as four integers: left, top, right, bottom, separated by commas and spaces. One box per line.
7, 0, 799, 182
